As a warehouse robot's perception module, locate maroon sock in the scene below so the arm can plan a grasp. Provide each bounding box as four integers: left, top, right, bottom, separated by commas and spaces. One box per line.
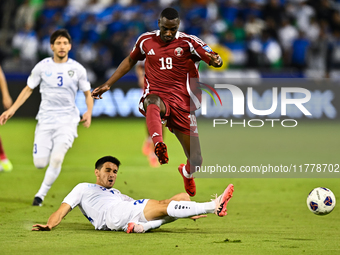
0, 137, 7, 160
146, 104, 163, 145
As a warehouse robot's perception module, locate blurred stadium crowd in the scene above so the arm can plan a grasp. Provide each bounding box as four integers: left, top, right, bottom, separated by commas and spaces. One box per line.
1, 0, 340, 81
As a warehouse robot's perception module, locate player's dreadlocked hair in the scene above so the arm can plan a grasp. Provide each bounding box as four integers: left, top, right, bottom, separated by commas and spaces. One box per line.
95, 156, 121, 170
160, 7, 179, 20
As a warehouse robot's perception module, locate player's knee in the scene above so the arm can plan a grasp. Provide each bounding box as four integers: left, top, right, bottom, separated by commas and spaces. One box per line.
178, 193, 190, 201
49, 143, 68, 168
34, 157, 49, 169
144, 95, 160, 106
144, 95, 166, 115
50, 153, 65, 168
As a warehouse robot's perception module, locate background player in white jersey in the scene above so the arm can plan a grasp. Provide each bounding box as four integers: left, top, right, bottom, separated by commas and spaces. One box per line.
0, 65, 13, 172
0, 29, 93, 206
32, 156, 234, 233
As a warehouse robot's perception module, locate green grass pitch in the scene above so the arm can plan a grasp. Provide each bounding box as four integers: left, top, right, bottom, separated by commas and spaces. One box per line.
0, 118, 339, 255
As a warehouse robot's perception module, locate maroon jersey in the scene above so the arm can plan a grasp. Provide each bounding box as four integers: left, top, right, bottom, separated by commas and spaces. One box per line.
130, 30, 214, 111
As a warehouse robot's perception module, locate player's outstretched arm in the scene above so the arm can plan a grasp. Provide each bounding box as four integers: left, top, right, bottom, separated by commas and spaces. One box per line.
91, 56, 137, 99
0, 66, 13, 109
32, 203, 72, 231
80, 90, 93, 128
205, 52, 223, 68
0, 85, 33, 125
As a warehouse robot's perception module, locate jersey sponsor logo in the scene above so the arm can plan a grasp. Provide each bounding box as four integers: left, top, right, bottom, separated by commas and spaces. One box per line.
202, 45, 213, 53
174, 47, 184, 57
45, 70, 52, 77
147, 49, 155, 55
68, 70, 74, 77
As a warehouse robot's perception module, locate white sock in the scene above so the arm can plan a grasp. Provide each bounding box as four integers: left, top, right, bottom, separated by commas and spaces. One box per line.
35, 143, 67, 200
166, 200, 215, 218
182, 165, 193, 178
140, 217, 176, 232
35, 165, 61, 199
142, 220, 163, 231
203, 200, 216, 214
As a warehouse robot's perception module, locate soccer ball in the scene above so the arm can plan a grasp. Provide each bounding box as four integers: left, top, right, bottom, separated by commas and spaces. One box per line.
306, 187, 336, 215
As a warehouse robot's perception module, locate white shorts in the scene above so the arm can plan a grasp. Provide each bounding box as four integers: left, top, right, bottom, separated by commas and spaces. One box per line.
33, 123, 78, 159
105, 199, 149, 231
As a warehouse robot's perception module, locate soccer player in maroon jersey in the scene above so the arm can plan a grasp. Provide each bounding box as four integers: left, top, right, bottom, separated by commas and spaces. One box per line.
92, 8, 222, 197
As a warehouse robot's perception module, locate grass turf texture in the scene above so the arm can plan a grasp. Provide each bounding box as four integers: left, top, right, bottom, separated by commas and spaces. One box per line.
0, 118, 339, 255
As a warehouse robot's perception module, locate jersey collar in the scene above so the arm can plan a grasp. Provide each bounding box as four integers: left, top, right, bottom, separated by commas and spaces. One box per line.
156, 30, 180, 40
51, 56, 70, 64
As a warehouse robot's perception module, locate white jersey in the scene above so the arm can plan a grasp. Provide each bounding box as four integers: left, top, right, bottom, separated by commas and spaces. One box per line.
27, 57, 91, 124
62, 183, 134, 230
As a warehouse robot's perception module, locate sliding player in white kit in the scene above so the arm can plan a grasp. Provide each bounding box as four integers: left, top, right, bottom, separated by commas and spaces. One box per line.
32, 156, 234, 233
0, 29, 93, 206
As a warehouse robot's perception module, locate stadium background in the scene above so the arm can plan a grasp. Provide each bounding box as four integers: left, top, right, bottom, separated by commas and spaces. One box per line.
1, 0, 340, 119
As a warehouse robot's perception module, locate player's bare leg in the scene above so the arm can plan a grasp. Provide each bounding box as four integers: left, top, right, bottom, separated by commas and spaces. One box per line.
142, 135, 159, 168
142, 135, 153, 156
173, 129, 202, 196
126, 188, 234, 234
144, 94, 168, 164
159, 192, 190, 204
127, 191, 189, 233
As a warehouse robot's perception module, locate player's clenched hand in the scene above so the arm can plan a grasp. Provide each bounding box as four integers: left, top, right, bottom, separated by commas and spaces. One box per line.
80, 111, 92, 128
205, 52, 222, 67
91, 84, 111, 99
32, 224, 51, 231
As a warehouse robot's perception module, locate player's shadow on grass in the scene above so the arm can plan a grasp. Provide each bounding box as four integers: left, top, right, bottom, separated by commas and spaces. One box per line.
56, 225, 209, 234
282, 238, 315, 241
0, 197, 32, 205
60, 222, 94, 231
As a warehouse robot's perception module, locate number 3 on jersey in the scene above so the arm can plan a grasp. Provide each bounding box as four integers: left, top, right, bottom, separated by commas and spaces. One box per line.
57, 76, 63, 86
159, 57, 172, 70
